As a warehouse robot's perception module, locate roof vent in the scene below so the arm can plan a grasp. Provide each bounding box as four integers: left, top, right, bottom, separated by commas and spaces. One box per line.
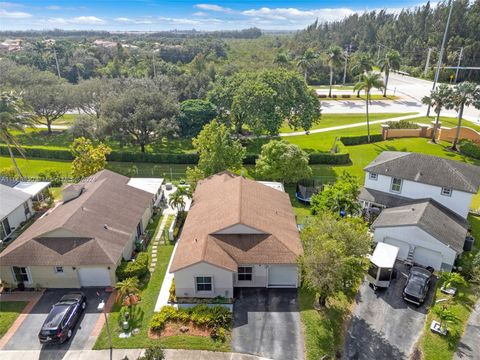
103, 224, 109, 229
62, 184, 85, 202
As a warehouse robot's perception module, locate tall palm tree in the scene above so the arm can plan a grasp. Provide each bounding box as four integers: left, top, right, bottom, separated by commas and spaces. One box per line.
353, 72, 385, 143
449, 82, 480, 150
421, 84, 453, 143
296, 49, 317, 82
351, 53, 374, 81
379, 50, 401, 97
0, 92, 35, 177
326, 46, 344, 98
168, 187, 191, 212
115, 277, 141, 312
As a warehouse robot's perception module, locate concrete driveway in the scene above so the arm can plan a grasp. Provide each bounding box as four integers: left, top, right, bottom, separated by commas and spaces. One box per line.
4, 288, 108, 351
232, 288, 304, 360
343, 264, 435, 360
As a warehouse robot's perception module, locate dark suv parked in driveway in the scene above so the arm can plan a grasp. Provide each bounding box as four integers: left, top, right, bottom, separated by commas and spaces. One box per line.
38, 292, 87, 344
403, 266, 432, 306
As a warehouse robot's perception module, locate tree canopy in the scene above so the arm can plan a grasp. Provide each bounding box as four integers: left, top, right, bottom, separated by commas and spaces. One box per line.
70, 137, 112, 179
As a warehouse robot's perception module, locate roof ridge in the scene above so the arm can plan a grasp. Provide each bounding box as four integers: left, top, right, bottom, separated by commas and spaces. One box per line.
442, 158, 473, 192
237, 176, 243, 224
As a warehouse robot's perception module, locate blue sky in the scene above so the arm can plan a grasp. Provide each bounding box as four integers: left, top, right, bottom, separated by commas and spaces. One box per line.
0, 1, 433, 31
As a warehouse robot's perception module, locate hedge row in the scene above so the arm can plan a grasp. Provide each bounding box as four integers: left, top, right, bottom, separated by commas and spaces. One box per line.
340, 134, 383, 146
459, 140, 480, 160
0, 144, 350, 165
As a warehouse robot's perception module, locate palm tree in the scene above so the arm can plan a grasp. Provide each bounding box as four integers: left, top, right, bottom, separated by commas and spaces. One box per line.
168, 187, 191, 212
421, 84, 453, 143
432, 305, 459, 333
115, 277, 141, 312
0, 91, 35, 177
439, 271, 467, 291
353, 72, 385, 143
379, 50, 401, 97
449, 82, 480, 150
326, 46, 344, 98
296, 49, 317, 82
351, 53, 374, 81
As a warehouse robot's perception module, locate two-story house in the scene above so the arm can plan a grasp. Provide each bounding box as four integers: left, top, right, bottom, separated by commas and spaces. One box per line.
359, 151, 480, 271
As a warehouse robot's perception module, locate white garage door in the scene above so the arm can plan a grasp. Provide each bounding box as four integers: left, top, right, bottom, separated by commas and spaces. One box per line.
78, 267, 112, 287
268, 265, 298, 287
413, 247, 443, 270
384, 238, 410, 260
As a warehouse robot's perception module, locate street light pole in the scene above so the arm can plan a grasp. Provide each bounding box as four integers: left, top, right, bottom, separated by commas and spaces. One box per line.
427, 0, 453, 116
454, 47, 463, 83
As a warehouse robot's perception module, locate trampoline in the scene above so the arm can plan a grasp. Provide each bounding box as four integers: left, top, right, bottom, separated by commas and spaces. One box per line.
295, 180, 322, 203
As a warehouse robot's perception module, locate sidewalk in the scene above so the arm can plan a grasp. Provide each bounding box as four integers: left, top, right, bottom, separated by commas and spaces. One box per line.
0, 349, 273, 360
453, 299, 480, 360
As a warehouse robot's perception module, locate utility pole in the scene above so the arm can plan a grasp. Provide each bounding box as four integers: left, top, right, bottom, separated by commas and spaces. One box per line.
53, 46, 61, 78
343, 44, 351, 85
427, 0, 453, 116
454, 47, 463, 83
424, 48, 432, 76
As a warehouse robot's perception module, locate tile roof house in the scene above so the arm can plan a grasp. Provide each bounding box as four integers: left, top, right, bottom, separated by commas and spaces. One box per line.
170, 172, 303, 300
0, 170, 156, 288
360, 151, 480, 272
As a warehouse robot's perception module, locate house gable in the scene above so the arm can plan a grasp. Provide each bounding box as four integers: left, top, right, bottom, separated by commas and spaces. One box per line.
213, 223, 265, 235
39, 227, 83, 238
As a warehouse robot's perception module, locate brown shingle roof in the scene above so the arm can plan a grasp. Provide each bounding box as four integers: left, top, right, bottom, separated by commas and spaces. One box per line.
0, 170, 153, 266
170, 172, 303, 272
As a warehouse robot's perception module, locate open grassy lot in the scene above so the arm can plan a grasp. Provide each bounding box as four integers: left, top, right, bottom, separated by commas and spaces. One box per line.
419, 214, 480, 360
279, 112, 417, 133
0, 301, 28, 339
93, 215, 231, 351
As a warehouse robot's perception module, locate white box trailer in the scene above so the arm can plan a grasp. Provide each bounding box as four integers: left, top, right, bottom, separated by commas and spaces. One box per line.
366, 242, 399, 289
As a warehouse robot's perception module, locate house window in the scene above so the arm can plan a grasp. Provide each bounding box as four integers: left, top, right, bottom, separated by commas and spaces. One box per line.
12, 266, 30, 283
369, 172, 378, 180
54, 266, 64, 274
390, 178, 402, 193
441, 187, 452, 197
24, 202, 31, 217
0, 218, 11, 240
238, 266, 253, 281
195, 276, 212, 292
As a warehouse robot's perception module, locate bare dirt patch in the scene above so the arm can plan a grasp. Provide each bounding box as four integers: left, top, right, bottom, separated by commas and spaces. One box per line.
148, 321, 211, 338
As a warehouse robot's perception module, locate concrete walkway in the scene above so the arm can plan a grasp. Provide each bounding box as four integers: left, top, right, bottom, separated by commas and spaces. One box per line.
154, 240, 179, 312
454, 299, 480, 360
149, 214, 170, 273
279, 113, 421, 137
0, 349, 273, 360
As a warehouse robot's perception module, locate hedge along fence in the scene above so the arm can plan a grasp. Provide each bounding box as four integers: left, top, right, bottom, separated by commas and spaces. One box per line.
340, 134, 383, 146
0, 144, 351, 166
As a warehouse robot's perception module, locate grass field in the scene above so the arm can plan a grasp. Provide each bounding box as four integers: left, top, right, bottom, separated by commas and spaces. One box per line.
0, 301, 28, 339
419, 215, 480, 360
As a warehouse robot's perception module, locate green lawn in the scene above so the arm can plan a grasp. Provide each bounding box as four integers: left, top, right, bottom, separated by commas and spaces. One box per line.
419, 215, 480, 360
310, 85, 355, 90
319, 94, 400, 101
412, 116, 480, 132
279, 112, 417, 133
0, 301, 28, 338
93, 217, 230, 351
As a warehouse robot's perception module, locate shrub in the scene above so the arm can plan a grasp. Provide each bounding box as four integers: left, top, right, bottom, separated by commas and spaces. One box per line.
308, 152, 350, 165
116, 252, 149, 281
459, 140, 480, 160
0, 145, 73, 160
340, 134, 383, 145
137, 345, 165, 360
0, 167, 18, 178
38, 169, 63, 187
385, 120, 419, 129
168, 279, 176, 303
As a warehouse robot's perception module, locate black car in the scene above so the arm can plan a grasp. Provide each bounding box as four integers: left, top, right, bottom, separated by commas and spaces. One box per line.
403, 266, 432, 306
38, 292, 87, 344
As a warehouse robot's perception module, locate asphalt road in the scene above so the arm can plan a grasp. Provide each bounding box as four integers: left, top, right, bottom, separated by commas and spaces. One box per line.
343, 264, 436, 360
4, 288, 108, 352
232, 288, 304, 360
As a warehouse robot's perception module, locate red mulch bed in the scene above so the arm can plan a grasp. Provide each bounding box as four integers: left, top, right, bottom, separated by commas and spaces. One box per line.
148, 321, 211, 338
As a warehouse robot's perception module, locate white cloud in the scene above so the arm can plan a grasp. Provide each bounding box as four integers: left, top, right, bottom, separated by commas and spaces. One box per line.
115, 17, 134, 22
46, 5, 62, 10
195, 4, 234, 14
193, 11, 208, 17
0, 9, 32, 18
242, 7, 356, 22
47, 16, 106, 25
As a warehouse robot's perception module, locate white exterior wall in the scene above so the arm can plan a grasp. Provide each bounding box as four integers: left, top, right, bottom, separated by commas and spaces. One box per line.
373, 226, 458, 271
4, 203, 30, 234
365, 172, 473, 218
214, 224, 264, 234
174, 262, 234, 299
233, 264, 268, 287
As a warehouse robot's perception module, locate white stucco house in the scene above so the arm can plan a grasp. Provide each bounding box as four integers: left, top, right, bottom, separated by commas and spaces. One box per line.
0, 184, 34, 241
359, 152, 480, 271
170, 172, 303, 300
0, 170, 157, 288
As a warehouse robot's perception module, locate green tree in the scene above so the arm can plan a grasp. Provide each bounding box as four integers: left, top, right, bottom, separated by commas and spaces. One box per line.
0, 91, 36, 177
326, 46, 344, 97
421, 84, 453, 143
255, 140, 312, 184
310, 172, 361, 216
353, 72, 385, 143
300, 212, 371, 306
351, 53, 374, 80
274, 52, 290, 67
168, 187, 192, 212
432, 305, 459, 333
448, 82, 480, 150
70, 137, 112, 179
177, 99, 217, 137
191, 119, 246, 177
115, 277, 141, 313
379, 50, 401, 97
296, 49, 318, 82
439, 272, 467, 291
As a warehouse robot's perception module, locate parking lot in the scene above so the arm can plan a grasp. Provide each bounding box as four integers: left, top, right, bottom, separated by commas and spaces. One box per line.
343, 263, 436, 360
4, 288, 109, 351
